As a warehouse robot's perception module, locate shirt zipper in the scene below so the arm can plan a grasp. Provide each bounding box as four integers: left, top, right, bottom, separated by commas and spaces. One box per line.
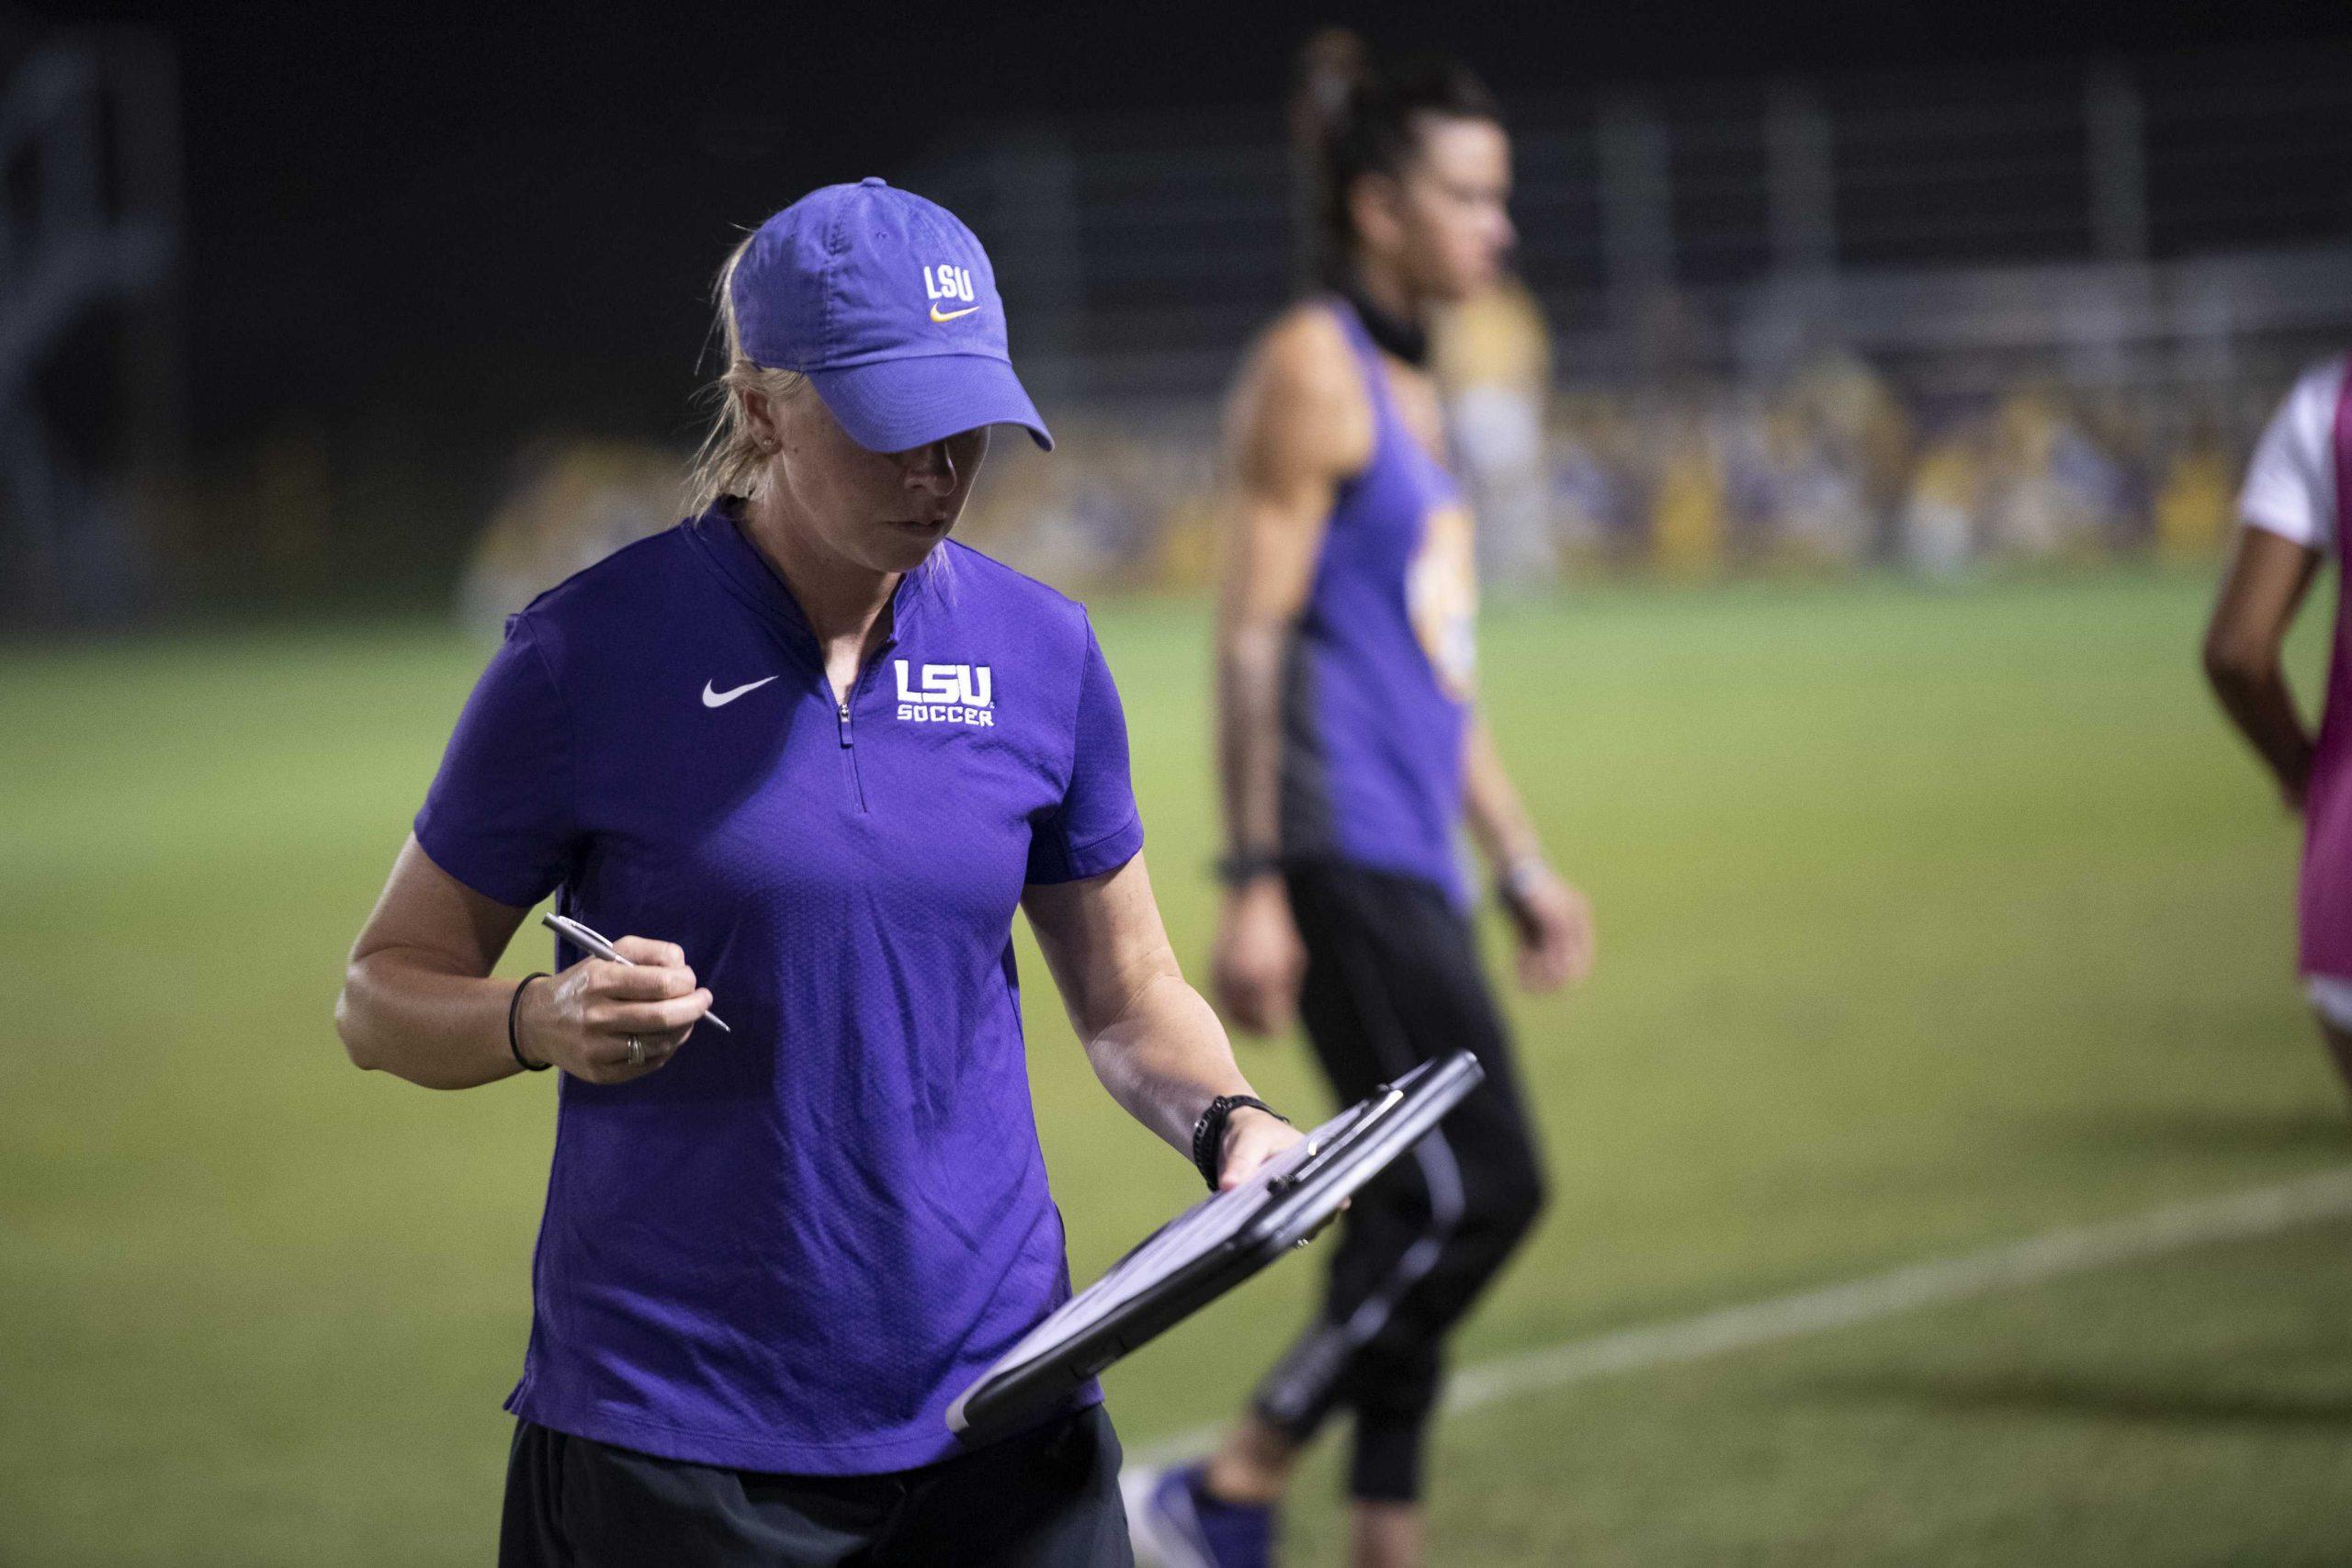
834, 643, 894, 815
835, 694, 866, 812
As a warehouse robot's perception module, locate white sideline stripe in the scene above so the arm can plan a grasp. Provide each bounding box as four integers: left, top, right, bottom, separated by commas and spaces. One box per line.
1131, 1167, 2352, 1466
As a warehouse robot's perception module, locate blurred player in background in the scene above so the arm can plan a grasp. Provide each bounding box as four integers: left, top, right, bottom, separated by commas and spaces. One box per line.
2203, 354, 2352, 1101
1434, 273, 1555, 589
1133, 35, 1595, 1568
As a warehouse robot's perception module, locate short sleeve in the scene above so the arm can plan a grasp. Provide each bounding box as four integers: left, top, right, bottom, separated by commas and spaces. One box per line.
1024, 621, 1145, 885
412, 613, 580, 908
2238, 360, 2343, 553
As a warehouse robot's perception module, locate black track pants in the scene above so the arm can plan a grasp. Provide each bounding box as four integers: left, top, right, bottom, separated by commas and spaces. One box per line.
1250, 862, 1548, 1504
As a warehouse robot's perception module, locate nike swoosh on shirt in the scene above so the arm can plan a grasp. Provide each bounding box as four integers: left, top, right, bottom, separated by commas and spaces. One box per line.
930, 303, 980, 322
702, 676, 779, 708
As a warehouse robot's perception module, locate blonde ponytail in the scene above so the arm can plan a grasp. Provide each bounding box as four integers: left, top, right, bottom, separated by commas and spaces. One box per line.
685, 231, 808, 513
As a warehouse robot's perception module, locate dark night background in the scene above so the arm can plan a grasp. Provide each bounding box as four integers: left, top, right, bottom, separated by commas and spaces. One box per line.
8, 0, 2351, 611
17, 1, 2349, 449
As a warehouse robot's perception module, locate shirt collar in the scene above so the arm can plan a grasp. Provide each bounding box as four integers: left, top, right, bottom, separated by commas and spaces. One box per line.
686, 500, 929, 659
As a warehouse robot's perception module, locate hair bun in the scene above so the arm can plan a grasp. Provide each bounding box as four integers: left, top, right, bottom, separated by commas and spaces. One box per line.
1295, 28, 1373, 136
1285, 36, 1499, 291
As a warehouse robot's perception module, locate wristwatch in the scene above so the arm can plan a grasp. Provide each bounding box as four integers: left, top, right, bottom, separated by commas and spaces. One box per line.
1191, 1094, 1289, 1190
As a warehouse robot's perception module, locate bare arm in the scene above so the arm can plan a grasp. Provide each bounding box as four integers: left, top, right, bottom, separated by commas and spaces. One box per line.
1210, 308, 1372, 1034
335, 835, 711, 1089
1463, 712, 1596, 991
2203, 524, 2323, 810
1216, 308, 1368, 859
1024, 853, 1300, 1190
1463, 713, 1544, 871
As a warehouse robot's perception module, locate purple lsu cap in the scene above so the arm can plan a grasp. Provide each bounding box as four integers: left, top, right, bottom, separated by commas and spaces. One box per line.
730, 177, 1052, 453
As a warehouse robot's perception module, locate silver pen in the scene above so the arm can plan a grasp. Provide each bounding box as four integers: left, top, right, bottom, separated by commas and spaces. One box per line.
541, 912, 733, 1034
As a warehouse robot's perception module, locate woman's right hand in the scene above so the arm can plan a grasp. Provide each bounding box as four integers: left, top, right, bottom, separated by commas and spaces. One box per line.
1212, 880, 1306, 1038
515, 936, 713, 1082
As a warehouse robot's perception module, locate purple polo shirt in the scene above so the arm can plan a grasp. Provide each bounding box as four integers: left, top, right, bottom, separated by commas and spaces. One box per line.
412, 504, 1143, 1472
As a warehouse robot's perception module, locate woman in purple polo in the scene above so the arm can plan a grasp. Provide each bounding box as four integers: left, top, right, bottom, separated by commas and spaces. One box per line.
2205, 353, 2352, 1100
334, 179, 1301, 1567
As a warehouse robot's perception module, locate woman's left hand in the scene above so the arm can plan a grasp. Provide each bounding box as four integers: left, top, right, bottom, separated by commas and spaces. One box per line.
1218, 1106, 1308, 1192
1501, 861, 1597, 993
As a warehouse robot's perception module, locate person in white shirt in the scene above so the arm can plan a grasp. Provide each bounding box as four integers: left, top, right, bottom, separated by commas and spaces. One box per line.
2203, 355, 2352, 1096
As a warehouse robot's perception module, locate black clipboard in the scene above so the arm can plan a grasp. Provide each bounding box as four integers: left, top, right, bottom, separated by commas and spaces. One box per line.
945, 1051, 1485, 1440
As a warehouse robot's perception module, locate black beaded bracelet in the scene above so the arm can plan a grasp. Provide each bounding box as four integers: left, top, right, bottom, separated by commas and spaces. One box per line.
1191, 1094, 1288, 1190
508, 973, 551, 1071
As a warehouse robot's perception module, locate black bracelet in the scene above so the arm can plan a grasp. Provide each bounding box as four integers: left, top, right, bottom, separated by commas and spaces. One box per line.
1191, 1094, 1288, 1190
1212, 848, 1283, 888
508, 973, 551, 1071
1496, 853, 1547, 903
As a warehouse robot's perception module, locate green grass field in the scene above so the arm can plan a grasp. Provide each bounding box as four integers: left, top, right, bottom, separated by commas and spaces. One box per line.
5, 570, 2346, 1565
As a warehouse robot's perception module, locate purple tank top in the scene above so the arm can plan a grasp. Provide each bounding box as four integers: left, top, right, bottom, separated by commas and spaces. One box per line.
2302, 369, 2352, 978
1280, 300, 1478, 904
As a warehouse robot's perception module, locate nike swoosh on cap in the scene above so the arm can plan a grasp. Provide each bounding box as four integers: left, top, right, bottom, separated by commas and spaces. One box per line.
930, 303, 981, 323
702, 676, 779, 708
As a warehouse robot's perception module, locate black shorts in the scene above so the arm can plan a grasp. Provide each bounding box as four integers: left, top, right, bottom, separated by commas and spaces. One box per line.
499, 1404, 1132, 1567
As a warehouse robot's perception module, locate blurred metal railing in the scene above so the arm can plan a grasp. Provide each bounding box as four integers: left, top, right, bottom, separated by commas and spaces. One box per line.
0, 26, 182, 626
910, 44, 2352, 418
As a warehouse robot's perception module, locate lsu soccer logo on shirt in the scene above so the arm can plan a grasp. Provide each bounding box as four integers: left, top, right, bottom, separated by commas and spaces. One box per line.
896, 660, 994, 727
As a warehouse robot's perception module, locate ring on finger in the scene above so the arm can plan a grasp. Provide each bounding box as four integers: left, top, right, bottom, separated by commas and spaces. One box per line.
626, 1036, 645, 1068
